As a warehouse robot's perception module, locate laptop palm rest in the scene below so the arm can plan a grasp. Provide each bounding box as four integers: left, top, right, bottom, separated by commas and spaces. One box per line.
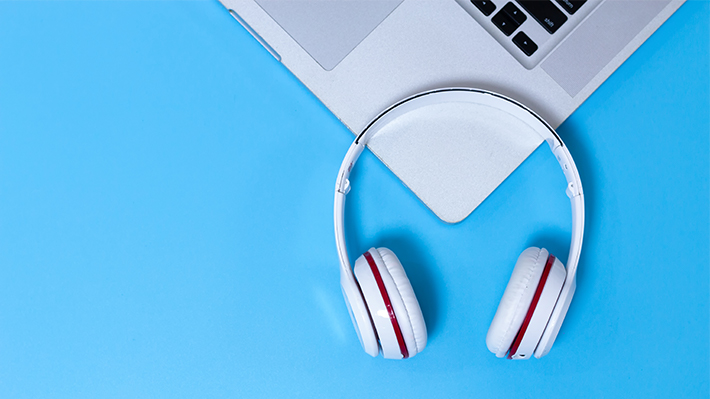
543, 0, 670, 97
366, 94, 543, 223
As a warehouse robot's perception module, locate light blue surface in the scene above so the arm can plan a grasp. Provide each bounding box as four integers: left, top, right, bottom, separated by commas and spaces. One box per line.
0, 1, 707, 398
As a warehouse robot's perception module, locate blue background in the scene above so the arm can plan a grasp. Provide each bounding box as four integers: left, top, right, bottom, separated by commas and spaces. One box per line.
0, 1, 707, 398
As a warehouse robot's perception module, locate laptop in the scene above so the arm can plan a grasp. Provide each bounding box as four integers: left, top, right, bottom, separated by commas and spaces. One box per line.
220, 0, 684, 223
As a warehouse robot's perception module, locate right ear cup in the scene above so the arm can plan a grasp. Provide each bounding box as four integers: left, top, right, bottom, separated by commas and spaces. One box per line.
486, 247, 566, 359
354, 247, 427, 359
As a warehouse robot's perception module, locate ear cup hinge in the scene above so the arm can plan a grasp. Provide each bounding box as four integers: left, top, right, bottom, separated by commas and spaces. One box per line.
337, 178, 351, 195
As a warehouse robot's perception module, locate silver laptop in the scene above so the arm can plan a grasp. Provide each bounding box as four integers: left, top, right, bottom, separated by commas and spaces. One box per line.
221, 0, 684, 223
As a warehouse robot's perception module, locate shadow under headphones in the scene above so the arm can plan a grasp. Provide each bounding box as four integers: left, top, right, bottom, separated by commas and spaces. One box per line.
334, 88, 585, 360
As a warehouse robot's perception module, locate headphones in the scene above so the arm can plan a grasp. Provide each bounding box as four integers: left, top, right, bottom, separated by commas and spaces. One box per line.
334, 88, 585, 360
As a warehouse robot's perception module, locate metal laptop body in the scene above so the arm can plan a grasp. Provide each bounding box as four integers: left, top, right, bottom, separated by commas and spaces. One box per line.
220, 0, 684, 223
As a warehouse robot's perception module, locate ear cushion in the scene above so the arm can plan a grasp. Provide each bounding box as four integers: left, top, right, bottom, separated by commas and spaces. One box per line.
354, 248, 427, 358
486, 247, 548, 358
376, 248, 428, 355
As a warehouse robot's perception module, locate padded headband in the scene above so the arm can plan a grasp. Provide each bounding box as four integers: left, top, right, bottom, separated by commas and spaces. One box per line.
333, 88, 585, 351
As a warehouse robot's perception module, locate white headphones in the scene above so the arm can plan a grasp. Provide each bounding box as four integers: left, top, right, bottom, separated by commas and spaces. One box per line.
334, 88, 585, 360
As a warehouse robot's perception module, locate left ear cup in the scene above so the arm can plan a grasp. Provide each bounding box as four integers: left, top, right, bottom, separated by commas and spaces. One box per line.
354, 247, 427, 359
378, 248, 428, 355
486, 247, 566, 359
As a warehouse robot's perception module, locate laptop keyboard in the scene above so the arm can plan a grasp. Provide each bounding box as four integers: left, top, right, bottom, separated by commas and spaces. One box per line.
459, 0, 601, 69
516, 1, 569, 34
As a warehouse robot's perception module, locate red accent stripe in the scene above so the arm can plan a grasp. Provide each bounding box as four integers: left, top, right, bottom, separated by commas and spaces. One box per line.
508, 254, 556, 359
363, 251, 409, 359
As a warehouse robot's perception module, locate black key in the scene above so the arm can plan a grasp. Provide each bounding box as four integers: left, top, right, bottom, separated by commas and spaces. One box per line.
512, 31, 538, 56
516, 0, 567, 34
502, 2, 526, 25
555, 0, 586, 15
492, 9, 519, 36
472, 0, 496, 16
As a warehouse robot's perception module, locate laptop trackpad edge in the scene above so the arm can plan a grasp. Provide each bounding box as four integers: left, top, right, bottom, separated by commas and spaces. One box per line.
254, 0, 403, 71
